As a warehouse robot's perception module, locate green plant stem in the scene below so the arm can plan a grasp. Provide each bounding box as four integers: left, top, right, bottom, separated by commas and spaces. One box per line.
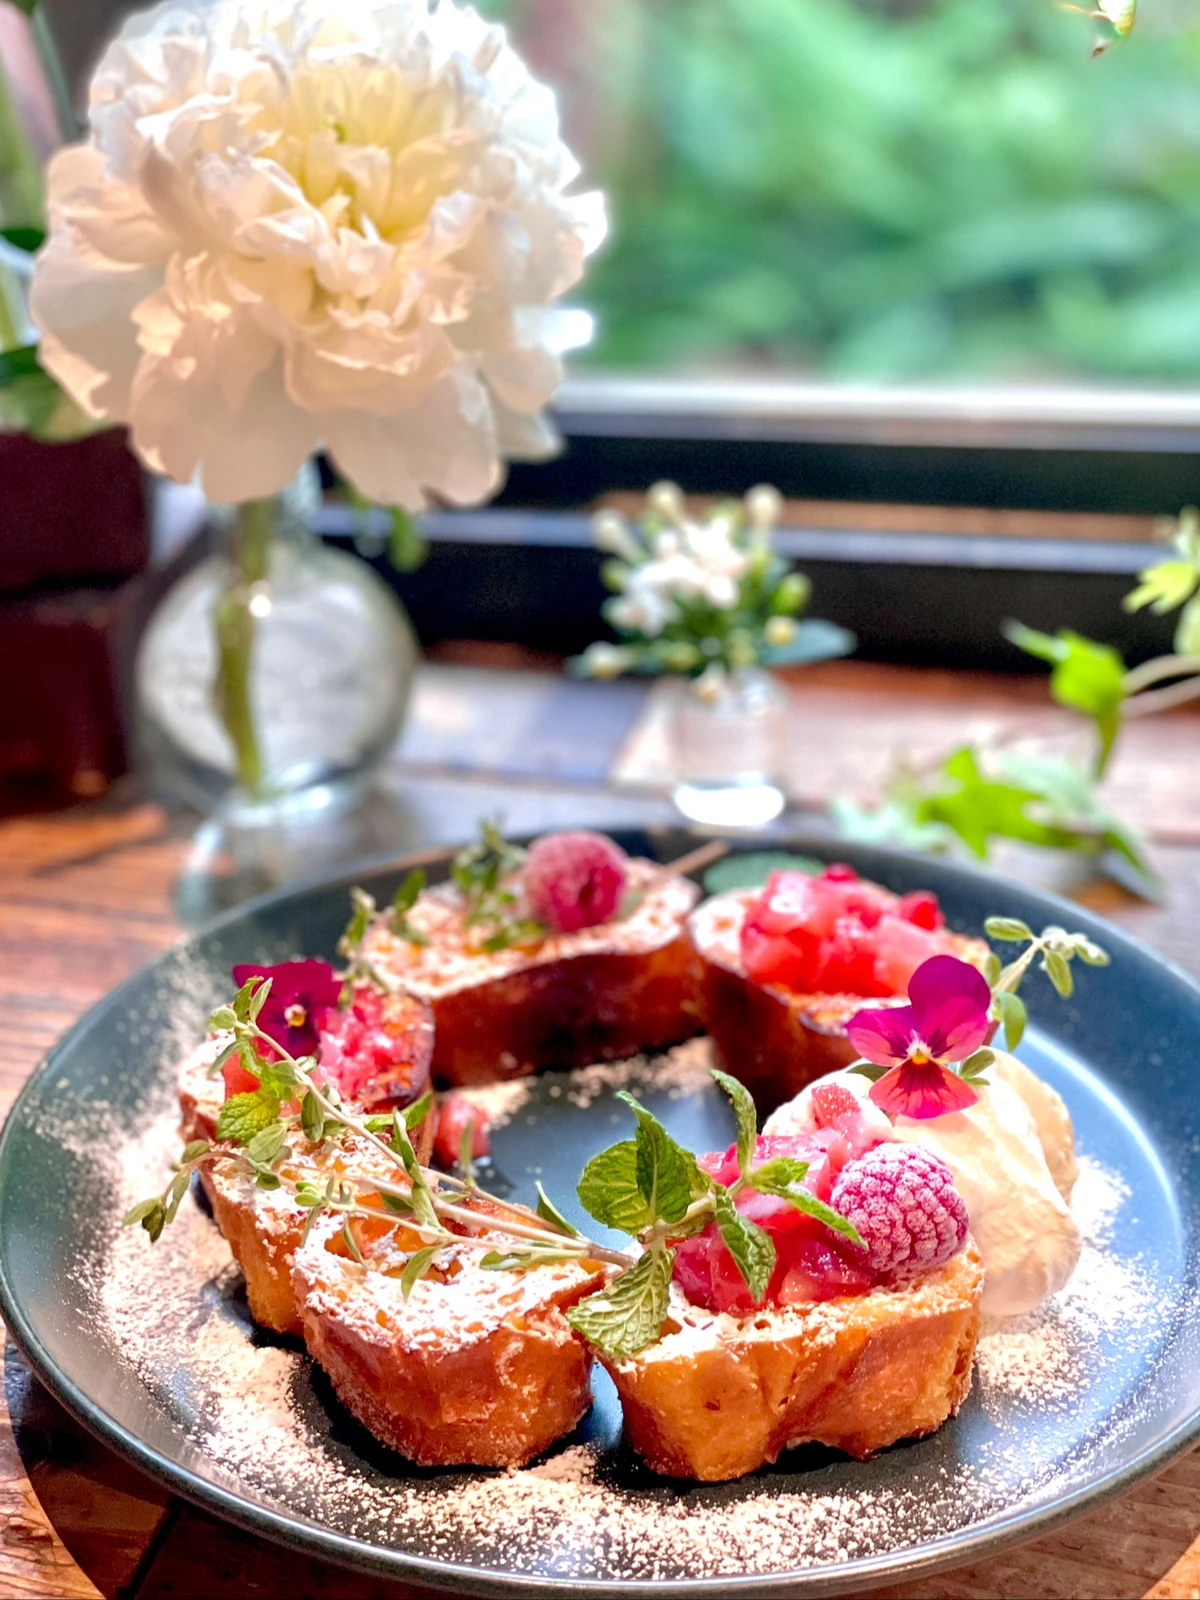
213, 499, 274, 798
1124, 675, 1200, 718
1122, 653, 1200, 696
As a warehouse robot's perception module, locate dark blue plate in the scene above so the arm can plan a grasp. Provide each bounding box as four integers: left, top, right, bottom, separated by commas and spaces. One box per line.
1, 830, 1198, 1597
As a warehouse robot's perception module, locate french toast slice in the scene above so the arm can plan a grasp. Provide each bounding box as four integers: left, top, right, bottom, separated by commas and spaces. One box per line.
291, 1212, 607, 1468
199, 1130, 400, 1336
690, 888, 991, 1111
596, 1242, 983, 1481
362, 860, 703, 1084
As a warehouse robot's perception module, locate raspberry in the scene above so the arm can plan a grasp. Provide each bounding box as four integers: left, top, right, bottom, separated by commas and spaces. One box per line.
830, 1144, 968, 1281
810, 1083, 861, 1128
522, 831, 628, 933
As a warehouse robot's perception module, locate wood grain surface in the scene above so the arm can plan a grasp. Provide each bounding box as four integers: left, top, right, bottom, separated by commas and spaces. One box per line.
1, 660, 1198, 1600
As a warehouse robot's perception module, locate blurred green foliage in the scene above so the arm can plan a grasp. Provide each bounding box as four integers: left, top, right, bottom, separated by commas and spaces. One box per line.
492, 0, 1200, 382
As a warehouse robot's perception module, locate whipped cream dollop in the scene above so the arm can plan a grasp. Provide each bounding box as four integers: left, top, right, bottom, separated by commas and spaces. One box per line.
764, 1052, 1081, 1316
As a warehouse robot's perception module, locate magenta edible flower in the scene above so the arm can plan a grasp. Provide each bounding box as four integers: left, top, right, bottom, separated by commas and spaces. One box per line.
231, 958, 342, 1059
846, 953, 991, 1120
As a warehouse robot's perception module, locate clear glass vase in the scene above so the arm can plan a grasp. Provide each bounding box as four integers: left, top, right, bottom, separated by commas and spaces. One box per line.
669, 667, 787, 827
136, 468, 418, 912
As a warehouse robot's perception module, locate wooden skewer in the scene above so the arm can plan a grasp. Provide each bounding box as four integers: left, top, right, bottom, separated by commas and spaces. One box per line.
649, 837, 730, 885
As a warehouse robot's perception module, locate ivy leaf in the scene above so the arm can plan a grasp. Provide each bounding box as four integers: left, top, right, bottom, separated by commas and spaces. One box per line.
1124, 560, 1200, 618
400, 1246, 440, 1298
996, 751, 1154, 884
918, 748, 1072, 858
747, 1163, 864, 1247
703, 852, 824, 895
710, 1069, 757, 1180
1003, 623, 1126, 775
992, 989, 1028, 1051
616, 1092, 708, 1226
577, 1141, 649, 1234
830, 793, 952, 854
216, 1089, 280, 1144
713, 1186, 775, 1303
566, 1245, 674, 1359
1175, 595, 1200, 657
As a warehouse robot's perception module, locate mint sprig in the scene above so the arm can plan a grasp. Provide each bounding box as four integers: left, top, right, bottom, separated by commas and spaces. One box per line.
567, 1073, 863, 1361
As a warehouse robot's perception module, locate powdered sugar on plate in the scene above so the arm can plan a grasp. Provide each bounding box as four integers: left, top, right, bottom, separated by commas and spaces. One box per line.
65, 1046, 1182, 1586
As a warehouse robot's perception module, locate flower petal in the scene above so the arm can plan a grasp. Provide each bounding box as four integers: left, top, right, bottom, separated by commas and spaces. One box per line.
907, 955, 992, 1061
845, 1002, 916, 1068
869, 1059, 981, 1120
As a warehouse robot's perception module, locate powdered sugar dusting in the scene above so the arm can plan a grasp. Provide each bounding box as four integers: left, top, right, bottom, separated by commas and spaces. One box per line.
58, 1053, 1181, 1585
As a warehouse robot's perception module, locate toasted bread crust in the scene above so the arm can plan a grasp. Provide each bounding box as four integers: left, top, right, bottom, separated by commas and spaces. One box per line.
292, 1218, 607, 1467
364, 865, 704, 1084
599, 1243, 983, 1480
690, 889, 992, 1112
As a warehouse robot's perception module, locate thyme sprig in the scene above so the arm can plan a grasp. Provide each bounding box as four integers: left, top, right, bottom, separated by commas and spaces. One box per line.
451, 819, 547, 952
983, 917, 1110, 1049
128, 975, 632, 1293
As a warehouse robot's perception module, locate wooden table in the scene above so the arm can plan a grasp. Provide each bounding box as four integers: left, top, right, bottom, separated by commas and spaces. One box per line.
3, 659, 1200, 1600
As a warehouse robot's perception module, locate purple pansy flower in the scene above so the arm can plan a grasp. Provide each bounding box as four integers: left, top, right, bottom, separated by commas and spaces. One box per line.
231, 959, 342, 1059
846, 954, 991, 1120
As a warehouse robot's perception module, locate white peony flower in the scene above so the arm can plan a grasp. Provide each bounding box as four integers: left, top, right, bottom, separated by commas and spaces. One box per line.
31, 0, 606, 507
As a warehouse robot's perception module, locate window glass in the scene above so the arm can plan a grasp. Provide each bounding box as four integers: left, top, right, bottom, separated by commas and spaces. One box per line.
491, 0, 1200, 386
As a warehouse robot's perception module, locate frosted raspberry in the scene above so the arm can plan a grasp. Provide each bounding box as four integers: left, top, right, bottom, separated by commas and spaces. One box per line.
830, 1144, 968, 1281
522, 831, 628, 933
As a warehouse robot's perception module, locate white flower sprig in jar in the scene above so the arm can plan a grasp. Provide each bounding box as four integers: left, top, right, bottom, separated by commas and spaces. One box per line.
573, 483, 855, 826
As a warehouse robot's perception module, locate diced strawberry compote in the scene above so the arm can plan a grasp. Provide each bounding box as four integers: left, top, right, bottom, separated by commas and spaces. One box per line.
672, 1124, 885, 1313
433, 1093, 492, 1166
739, 866, 950, 998
221, 1054, 262, 1099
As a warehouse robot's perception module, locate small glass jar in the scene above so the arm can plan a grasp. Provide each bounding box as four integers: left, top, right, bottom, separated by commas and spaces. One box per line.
136, 467, 418, 825
669, 666, 787, 826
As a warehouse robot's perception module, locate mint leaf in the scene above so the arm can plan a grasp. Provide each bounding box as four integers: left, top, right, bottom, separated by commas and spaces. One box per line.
713, 1186, 774, 1303
616, 1091, 708, 1226
992, 988, 1027, 1050
577, 1141, 650, 1234
747, 1164, 865, 1247
566, 1246, 673, 1359
535, 1181, 580, 1237
400, 1246, 440, 1297
703, 852, 823, 895
710, 1069, 757, 1179
258, 1057, 303, 1099
216, 1089, 280, 1144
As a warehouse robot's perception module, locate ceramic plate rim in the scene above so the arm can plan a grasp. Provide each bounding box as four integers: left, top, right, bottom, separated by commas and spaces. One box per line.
2, 829, 1199, 1597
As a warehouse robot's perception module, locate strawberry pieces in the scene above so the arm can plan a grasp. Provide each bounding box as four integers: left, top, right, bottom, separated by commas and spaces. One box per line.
433, 1093, 491, 1165
221, 1054, 261, 1099
810, 1082, 861, 1127
739, 866, 950, 998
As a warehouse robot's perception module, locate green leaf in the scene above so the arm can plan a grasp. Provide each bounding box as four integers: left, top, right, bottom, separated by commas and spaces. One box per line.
1, 1, 40, 15
246, 1121, 288, 1166
535, 1181, 580, 1237
830, 793, 951, 854
0, 344, 42, 385
566, 1246, 674, 1359
340, 887, 375, 953
958, 1047, 995, 1082
1175, 595, 1200, 657
759, 617, 856, 668
0, 226, 44, 252
300, 1091, 326, 1143
1072, 935, 1110, 967
1043, 949, 1074, 999
258, 1057, 302, 1100
576, 1141, 651, 1234
848, 1060, 889, 1082
402, 1089, 434, 1130
208, 1006, 238, 1032
400, 1246, 440, 1297
164, 1168, 192, 1222
713, 1186, 775, 1303
993, 989, 1027, 1051
388, 507, 427, 573
918, 747, 1075, 859
1124, 560, 1200, 618
747, 1163, 864, 1247
995, 751, 1153, 882
216, 1090, 280, 1145
1097, 0, 1136, 37
1002, 623, 1126, 775
393, 868, 425, 915
703, 852, 824, 895
123, 1198, 162, 1227
180, 1140, 210, 1164
710, 1069, 757, 1179
616, 1091, 708, 1226
984, 916, 1033, 942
